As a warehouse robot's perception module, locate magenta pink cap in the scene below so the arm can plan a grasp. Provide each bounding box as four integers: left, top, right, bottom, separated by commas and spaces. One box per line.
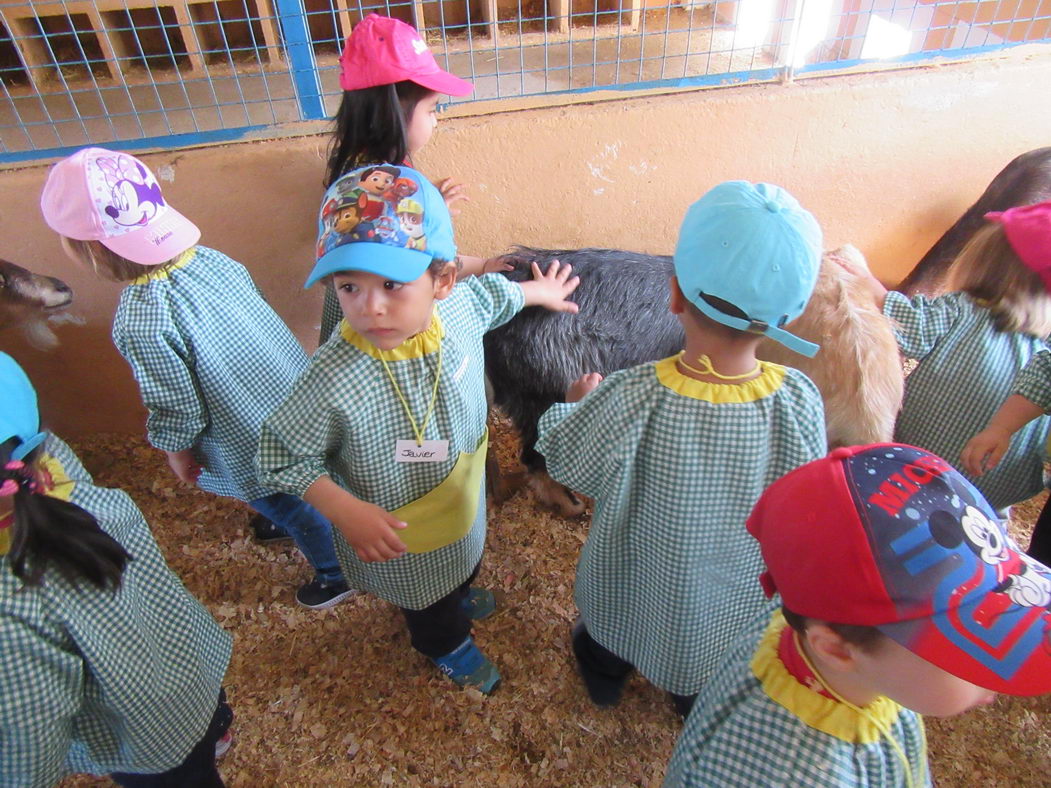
339, 14, 473, 96
40, 147, 200, 266
985, 200, 1051, 292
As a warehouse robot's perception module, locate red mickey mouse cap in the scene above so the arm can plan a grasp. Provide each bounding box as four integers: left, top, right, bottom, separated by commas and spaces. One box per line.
748, 443, 1051, 696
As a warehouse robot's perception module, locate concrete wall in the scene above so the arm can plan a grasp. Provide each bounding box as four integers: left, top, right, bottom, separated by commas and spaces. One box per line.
3, 47, 1050, 436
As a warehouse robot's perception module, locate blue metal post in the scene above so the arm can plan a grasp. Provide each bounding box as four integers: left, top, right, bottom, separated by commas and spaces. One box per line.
272, 0, 326, 120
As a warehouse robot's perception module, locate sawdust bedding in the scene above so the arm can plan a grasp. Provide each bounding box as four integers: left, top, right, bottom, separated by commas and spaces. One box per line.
55, 417, 1050, 788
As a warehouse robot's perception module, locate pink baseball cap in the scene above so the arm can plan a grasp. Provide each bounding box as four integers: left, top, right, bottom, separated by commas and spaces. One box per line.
40, 147, 200, 266
985, 200, 1051, 292
749, 443, 1051, 696
339, 14, 473, 96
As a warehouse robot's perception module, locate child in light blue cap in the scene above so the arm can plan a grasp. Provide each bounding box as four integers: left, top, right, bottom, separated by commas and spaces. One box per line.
536, 180, 828, 716
257, 163, 579, 693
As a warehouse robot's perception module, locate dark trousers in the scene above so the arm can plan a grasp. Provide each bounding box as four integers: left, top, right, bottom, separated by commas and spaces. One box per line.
400, 563, 481, 659
111, 689, 232, 788
1028, 495, 1051, 565
574, 623, 697, 717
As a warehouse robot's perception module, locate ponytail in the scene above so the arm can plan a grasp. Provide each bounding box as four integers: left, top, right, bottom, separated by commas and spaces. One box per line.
2, 440, 129, 591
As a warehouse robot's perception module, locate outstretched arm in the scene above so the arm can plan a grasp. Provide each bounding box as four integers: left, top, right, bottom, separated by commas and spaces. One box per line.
519, 260, 580, 313
962, 394, 1045, 476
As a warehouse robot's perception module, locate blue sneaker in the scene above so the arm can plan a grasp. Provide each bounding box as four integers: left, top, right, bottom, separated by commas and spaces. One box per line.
461, 588, 497, 620
432, 637, 501, 694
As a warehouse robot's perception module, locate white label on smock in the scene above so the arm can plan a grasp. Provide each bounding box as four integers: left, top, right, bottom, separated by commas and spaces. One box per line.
395, 440, 450, 462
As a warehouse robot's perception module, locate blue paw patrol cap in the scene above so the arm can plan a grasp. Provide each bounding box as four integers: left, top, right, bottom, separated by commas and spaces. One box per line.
674, 181, 822, 357
0, 352, 46, 461
306, 164, 457, 287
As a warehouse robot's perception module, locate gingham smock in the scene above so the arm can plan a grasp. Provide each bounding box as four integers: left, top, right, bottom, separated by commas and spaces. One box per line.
112, 246, 308, 502
663, 609, 929, 788
0, 434, 231, 787
1014, 349, 1051, 411
257, 274, 524, 610
536, 357, 826, 694
885, 290, 1049, 511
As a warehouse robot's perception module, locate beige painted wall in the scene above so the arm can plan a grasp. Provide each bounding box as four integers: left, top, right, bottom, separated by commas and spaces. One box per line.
3, 48, 1050, 436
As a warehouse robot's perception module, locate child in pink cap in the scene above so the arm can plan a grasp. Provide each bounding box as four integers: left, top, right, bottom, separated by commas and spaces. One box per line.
39, 146, 353, 610
318, 13, 501, 344
844, 200, 1051, 515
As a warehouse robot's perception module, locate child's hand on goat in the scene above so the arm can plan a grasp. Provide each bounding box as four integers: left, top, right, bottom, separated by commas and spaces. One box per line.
520, 260, 580, 313
164, 448, 203, 485
566, 372, 604, 403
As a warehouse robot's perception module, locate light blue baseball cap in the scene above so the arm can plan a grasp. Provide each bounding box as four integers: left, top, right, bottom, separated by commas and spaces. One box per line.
0, 352, 46, 461
673, 181, 823, 357
306, 163, 457, 288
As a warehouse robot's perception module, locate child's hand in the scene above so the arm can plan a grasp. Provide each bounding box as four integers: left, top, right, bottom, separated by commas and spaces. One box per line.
566, 373, 603, 403
961, 427, 1012, 476
333, 498, 408, 562
520, 260, 580, 313
165, 448, 203, 485
481, 255, 515, 275
434, 177, 469, 216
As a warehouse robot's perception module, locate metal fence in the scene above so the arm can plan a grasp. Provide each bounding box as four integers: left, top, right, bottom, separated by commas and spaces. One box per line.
1, 0, 1049, 163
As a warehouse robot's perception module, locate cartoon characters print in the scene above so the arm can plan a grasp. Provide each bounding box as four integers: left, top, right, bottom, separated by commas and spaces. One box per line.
94, 153, 166, 229
318, 166, 429, 257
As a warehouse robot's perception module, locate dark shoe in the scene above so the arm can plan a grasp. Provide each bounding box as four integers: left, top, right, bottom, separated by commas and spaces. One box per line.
461, 587, 497, 620
249, 513, 292, 544
295, 578, 355, 609
571, 619, 629, 707
432, 637, 501, 694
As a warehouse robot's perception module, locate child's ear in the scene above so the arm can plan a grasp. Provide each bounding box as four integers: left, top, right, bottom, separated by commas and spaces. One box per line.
805, 624, 861, 673
669, 276, 686, 315
431, 262, 457, 300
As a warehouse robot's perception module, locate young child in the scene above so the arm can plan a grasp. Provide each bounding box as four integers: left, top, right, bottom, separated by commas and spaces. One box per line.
39, 146, 351, 609
257, 164, 579, 693
535, 181, 828, 715
850, 200, 1051, 514
663, 443, 1051, 787
0, 352, 233, 787
319, 13, 488, 344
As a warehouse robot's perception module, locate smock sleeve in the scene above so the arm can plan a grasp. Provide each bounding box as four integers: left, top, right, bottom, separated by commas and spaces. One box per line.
112, 292, 207, 453
535, 369, 639, 500
1013, 348, 1051, 412
256, 361, 343, 498
0, 614, 82, 788
882, 290, 963, 360
458, 273, 526, 332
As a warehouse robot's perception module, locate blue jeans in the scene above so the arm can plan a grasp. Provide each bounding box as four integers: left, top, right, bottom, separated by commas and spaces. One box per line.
249, 493, 344, 585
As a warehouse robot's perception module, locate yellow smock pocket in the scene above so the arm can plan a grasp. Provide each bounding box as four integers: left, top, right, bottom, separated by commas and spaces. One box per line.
392, 430, 488, 554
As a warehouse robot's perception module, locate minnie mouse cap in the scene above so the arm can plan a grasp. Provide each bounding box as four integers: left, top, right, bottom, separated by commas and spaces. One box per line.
339, 14, 473, 96
984, 200, 1051, 292
40, 147, 200, 266
748, 443, 1051, 696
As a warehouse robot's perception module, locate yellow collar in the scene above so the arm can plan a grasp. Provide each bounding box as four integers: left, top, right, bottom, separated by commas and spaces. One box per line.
654, 355, 785, 402
129, 248, 196, 285
339, 311, 444, 361
752, 611, 905, 744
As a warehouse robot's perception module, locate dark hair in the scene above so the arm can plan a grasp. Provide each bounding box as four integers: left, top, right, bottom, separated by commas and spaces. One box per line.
2, 439, 129, 591
781, 604, 885, 654
427, 257, 458, 277
325, 81, 435, 187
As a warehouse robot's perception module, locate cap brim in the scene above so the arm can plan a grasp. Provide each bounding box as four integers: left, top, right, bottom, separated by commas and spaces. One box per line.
410, 69, 474, 97
306, 241, 432, 288
101, 207, 201, 266
693, 297, 820, 358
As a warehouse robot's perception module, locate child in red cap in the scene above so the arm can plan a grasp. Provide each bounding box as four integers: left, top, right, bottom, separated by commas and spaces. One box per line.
845, 200, 1051, 515
664, 443, 1051, 787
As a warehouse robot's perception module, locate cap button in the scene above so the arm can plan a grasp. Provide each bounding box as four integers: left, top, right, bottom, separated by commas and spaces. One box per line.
830, 447, 853, 459
764, 200, 781, 213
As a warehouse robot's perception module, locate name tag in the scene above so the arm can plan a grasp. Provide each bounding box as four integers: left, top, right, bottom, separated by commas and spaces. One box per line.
395, 439, 450, 462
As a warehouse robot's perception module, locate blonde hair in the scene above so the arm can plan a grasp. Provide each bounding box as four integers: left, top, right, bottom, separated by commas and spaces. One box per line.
63, 238, 178, 282
946, 222, 1051, 336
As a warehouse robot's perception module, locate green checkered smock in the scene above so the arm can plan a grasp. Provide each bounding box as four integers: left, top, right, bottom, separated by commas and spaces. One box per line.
664, 610, 929, 788
0, 434, 231, 787
885, 290, 1049, 511
112, 246, 308, 502
258, 274, 524, 610
1014, 349, 1051, 411
536, 357, 826, 695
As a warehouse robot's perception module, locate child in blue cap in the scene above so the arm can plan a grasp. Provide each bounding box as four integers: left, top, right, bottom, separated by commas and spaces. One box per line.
536, 181, 828, 715
0, 352, 233, 786
257, 163, 579, 693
